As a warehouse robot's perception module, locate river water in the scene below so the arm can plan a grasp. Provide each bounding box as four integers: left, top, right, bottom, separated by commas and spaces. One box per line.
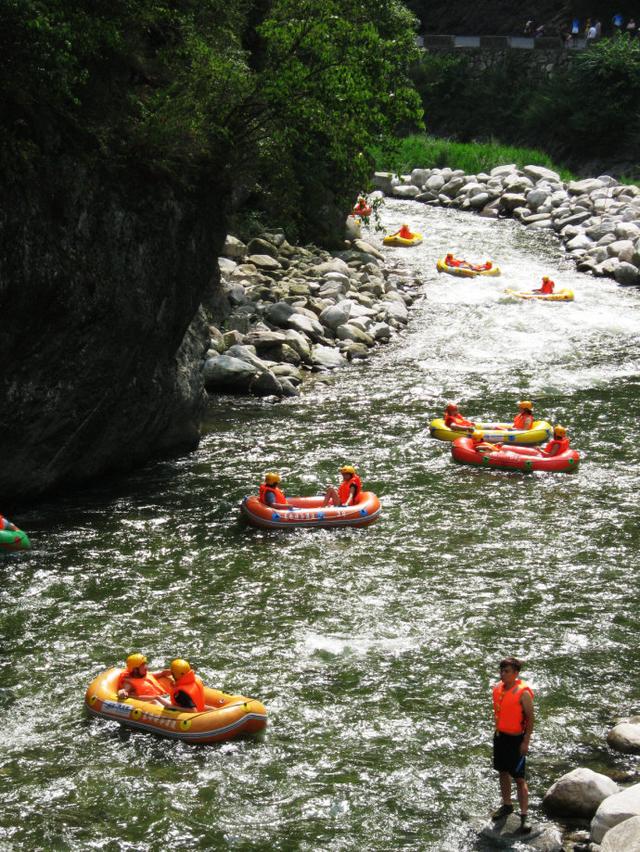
3, 199, 640, 850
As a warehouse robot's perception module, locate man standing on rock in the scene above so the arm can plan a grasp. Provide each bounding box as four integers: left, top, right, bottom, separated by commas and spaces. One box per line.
491, 656, 534, 834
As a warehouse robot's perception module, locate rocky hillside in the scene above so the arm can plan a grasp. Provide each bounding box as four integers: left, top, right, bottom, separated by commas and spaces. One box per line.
407, 0, 639, 35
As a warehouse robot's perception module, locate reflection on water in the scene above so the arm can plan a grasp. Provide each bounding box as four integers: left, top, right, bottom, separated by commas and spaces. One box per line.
2, 200, 640, 849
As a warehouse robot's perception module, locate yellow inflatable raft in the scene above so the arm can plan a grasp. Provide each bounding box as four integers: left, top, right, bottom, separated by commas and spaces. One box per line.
505, 288, 574, 302
383, 231, 423, 247
85, 668, 267, 744
429, 418, 553, 445
436, 258, 501, 277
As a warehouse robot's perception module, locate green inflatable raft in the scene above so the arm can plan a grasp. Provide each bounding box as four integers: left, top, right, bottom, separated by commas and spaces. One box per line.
0, 528, 31, 552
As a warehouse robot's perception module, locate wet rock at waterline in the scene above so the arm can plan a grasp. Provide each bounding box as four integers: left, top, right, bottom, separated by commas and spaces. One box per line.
477, 813, 562, 850
591, 782, 640, 844
207, 229, 418, 397
543, 768, 619, 818
607, 718, 640, 753
601, 814, 640, 851
374, 166, 640, 289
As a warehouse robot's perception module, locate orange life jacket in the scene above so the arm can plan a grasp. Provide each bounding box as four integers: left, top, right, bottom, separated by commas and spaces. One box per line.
444, 412, 474, 428
171, 670, 205, 712
493, 679, 534, 734
446, 257, 461, 267
338, 473, 362, 505
544, 437, 570, 456
116, 669, 166, 698
353, 201, 372, 216
513, 412, 534, 430
541, 279, 554, 294
259, 483, 287, 505
398, 225, 414, 239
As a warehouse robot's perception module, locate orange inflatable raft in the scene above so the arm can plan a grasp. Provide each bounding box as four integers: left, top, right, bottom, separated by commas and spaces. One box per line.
241, 492, 382, 529
451, 436, 580, 473
85, 668, 267, 744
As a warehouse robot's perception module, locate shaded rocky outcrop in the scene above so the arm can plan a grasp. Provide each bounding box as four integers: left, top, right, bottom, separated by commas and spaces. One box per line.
375, 164, 640, 288
0, 158, 226, 502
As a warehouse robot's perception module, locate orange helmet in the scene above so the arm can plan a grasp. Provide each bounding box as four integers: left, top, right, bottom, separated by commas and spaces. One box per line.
542, 276, 550, 282
554, 424, 566, 437
518, 400, 533, 410
445, 403, 458, 413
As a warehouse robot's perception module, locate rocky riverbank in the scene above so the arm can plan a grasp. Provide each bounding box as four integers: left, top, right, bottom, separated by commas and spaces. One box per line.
202, 232, 421, 398
375, 165, 640, 287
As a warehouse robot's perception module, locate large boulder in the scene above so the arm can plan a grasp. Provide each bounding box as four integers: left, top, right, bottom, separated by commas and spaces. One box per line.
614, 262, 640, 286
265, 301, 295, 327
312, 258, 351, 277
391, 184, 420, 199
311, 344, 344, 369
524, 164, 561, 182
568, 178, 606, 195
319, 301, 352, 331
203, 355, 256, 391
607, 720, 640, 752
591, 783, 640, 844
601, 814, 640, 851
543, 768, 619, 818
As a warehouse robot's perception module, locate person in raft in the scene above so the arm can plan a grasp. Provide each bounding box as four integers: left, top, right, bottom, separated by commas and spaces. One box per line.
533, 275, 554, 294
443, 403, 475, 429
444, 253, 492, 271
0, 514, 18, 531
167, 658, 206, 712
541, 424, 570, 456
352, 196, 372, 219
396, 224, 416, 240
323, 465, 362, 507
513, 400, 535, 430
491, 656, 534, 834
258, 472, 292, 508
471, 430, 502, 454
117, 653, 171, 703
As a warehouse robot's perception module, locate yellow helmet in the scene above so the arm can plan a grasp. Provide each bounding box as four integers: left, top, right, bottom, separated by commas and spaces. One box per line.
472, 430, 483, 440
542, 276, 550, 282
171, 658, 191, 679
340, 465, 356, 475
518, 400, 533, 410
265, 472, 281, 485
554, 424, 566, 437
126, 653, 147, 671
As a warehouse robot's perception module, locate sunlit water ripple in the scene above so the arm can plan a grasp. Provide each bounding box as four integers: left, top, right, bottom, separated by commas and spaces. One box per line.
2, 199, 640, 850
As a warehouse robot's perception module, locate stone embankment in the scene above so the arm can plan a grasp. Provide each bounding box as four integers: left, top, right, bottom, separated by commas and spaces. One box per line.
376, 165, 640, 287
203, 232, 420, 397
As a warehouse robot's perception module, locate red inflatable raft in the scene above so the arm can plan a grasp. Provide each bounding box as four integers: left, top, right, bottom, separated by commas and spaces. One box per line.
451, 436, 580, 473
241, 492, 382, 529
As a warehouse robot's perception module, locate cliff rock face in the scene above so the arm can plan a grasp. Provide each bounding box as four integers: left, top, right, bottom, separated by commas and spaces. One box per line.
0, 157, 226, 502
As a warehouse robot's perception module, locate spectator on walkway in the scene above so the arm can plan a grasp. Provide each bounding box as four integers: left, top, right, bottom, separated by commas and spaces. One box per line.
534, 23, 545, 38
613, 13, 624, 32
524, 20, 533, 36
626, 18, 637, 37
595, 20, 602, 37
587, 23, 598, 42
583, 17, 591, 38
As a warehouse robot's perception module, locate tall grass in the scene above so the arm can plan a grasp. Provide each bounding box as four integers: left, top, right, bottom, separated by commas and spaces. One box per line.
371, 134, 576, 181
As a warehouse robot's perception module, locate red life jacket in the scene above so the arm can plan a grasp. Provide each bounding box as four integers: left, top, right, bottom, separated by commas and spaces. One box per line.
338, 473, 362, 505
116, 669, 165, 698
446, 257, 461, 267
544, 437, 570, 456
399, 225, 414, 239
513, 412, 534, 430
541, 279, 554, 294
259, 483, 287, 505
493, 678, 534, 734
171, 670, 205, 712
444, 412, 474, 428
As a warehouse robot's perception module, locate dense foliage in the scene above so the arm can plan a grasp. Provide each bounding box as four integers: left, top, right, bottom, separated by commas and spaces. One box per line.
0, 0, 423, 242
410, 35, 640, 177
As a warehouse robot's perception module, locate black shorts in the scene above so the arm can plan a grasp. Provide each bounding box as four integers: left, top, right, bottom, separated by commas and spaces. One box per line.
493, 732, 526, 778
